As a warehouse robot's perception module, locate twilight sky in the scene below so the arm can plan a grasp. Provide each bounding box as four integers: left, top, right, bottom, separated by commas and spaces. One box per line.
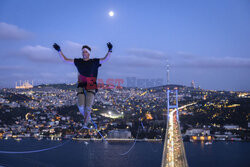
0, 0, 249, 91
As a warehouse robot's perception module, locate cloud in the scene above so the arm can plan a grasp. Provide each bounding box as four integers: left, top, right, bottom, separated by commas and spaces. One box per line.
61, 40, 99, 58
63, 40, 98, 50
109, 55, 162, 68
98, 48, 169, 81
59, 41, 82, 59
127, 48, 168, 60
6, 40, 99, 64
174, 55, 250, 68
0, 22, 33, 40
105, 48, 168, 70
112, 49, 250, 69
19, 45, 59, 63
176, 51, 198, 60
64, 40, 82, 49
15, 41, 83, 63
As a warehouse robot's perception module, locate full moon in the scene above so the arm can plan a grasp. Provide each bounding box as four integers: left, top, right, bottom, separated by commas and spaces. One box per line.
109, 11, 114, 17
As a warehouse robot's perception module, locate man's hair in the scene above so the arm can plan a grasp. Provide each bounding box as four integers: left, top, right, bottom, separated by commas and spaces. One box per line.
82, 45, 91, 52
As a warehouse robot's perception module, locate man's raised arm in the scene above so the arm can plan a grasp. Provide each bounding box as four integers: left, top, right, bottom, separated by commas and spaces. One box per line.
100, 42, 112, 64
53, 43, 74, 64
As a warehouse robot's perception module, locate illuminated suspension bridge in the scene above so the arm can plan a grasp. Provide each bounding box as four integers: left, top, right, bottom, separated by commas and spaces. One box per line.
161, 88, 191, 167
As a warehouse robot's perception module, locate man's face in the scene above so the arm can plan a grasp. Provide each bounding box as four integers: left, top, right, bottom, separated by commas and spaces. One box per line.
82, 49, 90, 59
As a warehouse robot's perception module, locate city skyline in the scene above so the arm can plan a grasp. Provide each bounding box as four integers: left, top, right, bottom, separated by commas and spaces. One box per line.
9, 79, 247, 93
0, 0, 249, 91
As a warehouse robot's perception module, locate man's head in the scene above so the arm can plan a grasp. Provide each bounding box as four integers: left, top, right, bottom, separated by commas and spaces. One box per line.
82, 45, 91, 59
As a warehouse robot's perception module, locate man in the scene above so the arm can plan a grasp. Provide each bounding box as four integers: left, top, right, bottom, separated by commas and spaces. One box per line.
53, 42, 112, 127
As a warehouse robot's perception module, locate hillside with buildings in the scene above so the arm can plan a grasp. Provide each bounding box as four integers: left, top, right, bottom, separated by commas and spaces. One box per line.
0, 83, 249, 141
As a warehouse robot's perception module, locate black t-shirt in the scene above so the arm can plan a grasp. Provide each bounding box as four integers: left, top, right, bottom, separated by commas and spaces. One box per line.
74, 58, 102, 89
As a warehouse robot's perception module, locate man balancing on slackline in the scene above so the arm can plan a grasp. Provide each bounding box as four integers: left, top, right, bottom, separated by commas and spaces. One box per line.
53, 42, 113, 128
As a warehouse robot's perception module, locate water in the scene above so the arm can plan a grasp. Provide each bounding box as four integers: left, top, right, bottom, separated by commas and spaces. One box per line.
0, 139, 249, 167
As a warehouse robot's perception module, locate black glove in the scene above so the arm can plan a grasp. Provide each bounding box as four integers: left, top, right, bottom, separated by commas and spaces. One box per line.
107, 42, 113, 52
53, 43, 61, 52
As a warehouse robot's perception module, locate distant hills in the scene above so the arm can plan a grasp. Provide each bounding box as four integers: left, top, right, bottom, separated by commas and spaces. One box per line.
33, 83, 77, 90
32, 83, 190, 91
